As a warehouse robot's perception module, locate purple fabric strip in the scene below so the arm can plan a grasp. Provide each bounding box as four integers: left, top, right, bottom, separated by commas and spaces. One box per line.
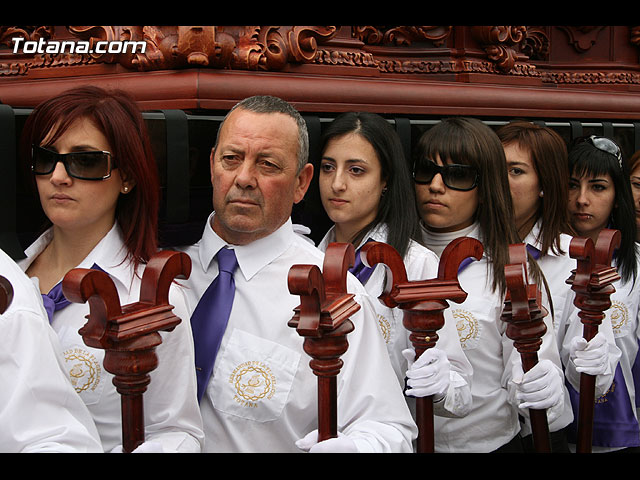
632, 339, 640, 408
566, 363, 640, 447
190, 248, 238, 403
41, 263, 104, 324
350, 239, 375, 285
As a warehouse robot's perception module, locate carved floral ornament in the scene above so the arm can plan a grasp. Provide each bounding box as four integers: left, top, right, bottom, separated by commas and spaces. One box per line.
1, 25, 640, 85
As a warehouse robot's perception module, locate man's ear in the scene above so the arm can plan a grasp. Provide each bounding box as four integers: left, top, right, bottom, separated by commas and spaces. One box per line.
293, 163, 314, 204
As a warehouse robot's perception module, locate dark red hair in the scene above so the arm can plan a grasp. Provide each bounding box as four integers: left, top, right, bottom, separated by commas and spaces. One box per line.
20, 85, 159, 271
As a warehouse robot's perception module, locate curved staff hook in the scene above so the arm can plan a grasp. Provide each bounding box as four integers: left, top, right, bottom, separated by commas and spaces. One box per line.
502, 243, 551, 453
360, 237, 483, 453
0, 275, 13, 314
567, 228, 621, 454
287, 243, 359, 443
61, 250, 191, 453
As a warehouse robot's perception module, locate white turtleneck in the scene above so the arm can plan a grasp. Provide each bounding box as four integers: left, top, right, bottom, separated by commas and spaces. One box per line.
419, 221, 481, 257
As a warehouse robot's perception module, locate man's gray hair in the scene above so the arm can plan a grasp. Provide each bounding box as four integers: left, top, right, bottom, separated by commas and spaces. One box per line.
215, 95, 309, 173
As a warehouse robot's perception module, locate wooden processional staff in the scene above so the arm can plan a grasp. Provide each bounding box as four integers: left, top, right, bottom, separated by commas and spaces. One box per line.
566, 228, 621, 454
361, 237, 483, 453
61, 250, 192, 453
0, 275, 13, 314
500, 244, 551, 453
288, 243, 361, 442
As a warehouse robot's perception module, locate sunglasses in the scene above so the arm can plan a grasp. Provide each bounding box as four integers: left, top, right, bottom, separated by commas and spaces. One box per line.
413, 160, 479, 191
585, 136, 623, 170
31, 145, 116, 181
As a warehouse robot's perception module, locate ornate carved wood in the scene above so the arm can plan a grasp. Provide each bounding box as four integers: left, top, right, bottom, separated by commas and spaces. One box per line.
61, 250, 192, 453
287, 242, 359, 443
360, 237, 483, 453
501, 244, 551, 452
0, 275, 13, 314
2, 26, 640, 118
565, 229, 621, 453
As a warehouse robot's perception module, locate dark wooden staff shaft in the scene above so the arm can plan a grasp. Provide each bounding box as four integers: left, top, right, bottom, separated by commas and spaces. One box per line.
521, 351, 551, 452
317, 376, 338, 442
576, 323, 598, 453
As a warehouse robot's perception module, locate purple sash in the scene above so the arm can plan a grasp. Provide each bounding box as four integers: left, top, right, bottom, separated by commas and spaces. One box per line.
350, 239, 375, 285
566, 364, 640, 447
41, 263, 104, 323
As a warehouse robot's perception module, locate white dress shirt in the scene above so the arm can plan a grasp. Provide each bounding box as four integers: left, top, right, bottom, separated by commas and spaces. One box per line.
19, 224, 204, 452
1, 247, 103, 452
421, 222, 570, 452
179, 213, 417, 452
318, 223, 473, 419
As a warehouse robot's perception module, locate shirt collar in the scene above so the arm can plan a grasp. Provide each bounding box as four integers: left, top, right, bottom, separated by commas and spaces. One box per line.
522, 219, 543, 250
22, 222, 135, 291
318, 223, 387, 251
198, 212, 295, 281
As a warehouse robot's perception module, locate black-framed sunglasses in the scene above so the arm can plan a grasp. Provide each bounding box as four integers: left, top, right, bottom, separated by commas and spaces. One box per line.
31, 145, 116, 181
585, 135, 623, 169
413, 159, 479, 191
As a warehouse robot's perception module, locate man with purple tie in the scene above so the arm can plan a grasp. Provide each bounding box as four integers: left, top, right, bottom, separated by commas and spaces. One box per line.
180, 95, 417, 453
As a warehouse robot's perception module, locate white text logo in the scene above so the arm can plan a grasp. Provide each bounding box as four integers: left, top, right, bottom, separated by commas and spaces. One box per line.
11, 37, 146, 55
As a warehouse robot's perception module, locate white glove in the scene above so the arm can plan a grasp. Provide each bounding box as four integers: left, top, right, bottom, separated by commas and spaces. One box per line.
569, 332, 609, 376
510, 359, 565, 425
511, 359, 564, 410
402, 347, 451, 400
296, 430, 359, 453
110, 441, 167, 453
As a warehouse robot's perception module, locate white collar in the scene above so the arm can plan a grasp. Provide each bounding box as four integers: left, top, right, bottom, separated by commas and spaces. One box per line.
318, 223, 388, 252
198, 212, 295, 281
522, 219, 544, 251
22, 222, 135, 291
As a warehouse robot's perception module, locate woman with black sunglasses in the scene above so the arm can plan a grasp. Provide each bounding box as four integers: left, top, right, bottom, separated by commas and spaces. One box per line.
314, 112, 473, 428
565, 135, 639, 453
413, 117, 579, 453
17, 86, 204, 453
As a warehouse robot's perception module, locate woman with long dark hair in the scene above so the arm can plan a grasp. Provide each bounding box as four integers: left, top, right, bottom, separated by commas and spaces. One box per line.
565, 136, 639, 452
18, 86, 204, 452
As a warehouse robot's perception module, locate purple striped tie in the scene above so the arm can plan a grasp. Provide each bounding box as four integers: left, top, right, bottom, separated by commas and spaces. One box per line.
190, 247, 238, 402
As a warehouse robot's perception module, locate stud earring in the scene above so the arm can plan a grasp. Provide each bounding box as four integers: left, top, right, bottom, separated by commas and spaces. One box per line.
539, 190, 544, 197
123, 186, 129, 193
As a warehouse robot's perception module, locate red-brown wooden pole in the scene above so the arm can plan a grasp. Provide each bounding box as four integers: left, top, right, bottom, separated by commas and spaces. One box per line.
566, 229, 621, 453
501, 244, 551, 453
0, 275, 13, 314
288, 243, 359, 443
361, 237, 483, 453
62, 250, 191, 453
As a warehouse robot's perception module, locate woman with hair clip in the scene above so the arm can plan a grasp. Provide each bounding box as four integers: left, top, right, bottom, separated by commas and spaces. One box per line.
566, 135, 639, 452
496, 121, 575, 452
18, 86, 204, 453
315, 112, 473, 425
412, 117, 616, 453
